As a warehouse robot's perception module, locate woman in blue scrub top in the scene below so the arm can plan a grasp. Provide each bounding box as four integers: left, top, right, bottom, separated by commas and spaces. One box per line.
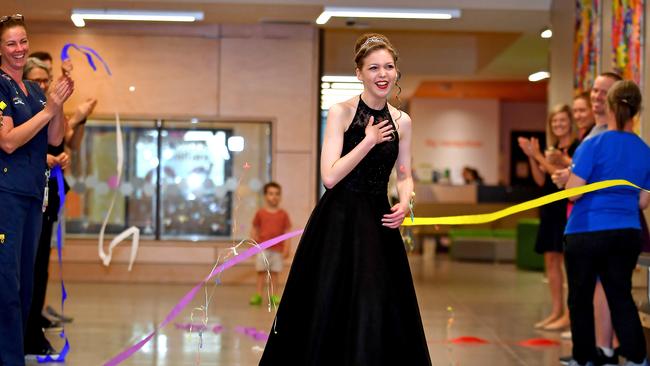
0, 14, 73, 365
565, 80, 650, 366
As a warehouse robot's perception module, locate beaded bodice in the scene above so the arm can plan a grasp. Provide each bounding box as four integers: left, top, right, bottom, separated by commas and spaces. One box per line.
337, 98, 399, 195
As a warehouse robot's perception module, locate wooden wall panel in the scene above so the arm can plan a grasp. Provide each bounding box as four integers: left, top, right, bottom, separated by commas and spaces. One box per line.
24, 24, 319, 284
28, 34, 219, 118
218, 32, 318, 153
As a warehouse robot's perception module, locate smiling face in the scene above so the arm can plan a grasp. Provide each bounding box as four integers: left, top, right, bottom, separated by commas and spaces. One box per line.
25, 66, 50, 92
355, 48, 397, 99
591, 75, 617, 116
0, 25, 29, 72
572, 97, 594, 130
550, 111, 572, 138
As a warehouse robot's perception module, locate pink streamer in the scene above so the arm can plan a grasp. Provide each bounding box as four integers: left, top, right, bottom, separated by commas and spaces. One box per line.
235, 326, 269, 342
103, 229, 303, 366
107, 175, 119, 189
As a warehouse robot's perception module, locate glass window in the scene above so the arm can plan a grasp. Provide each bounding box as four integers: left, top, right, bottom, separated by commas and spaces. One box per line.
159, 128, 233, 239
65, 119, 272, 241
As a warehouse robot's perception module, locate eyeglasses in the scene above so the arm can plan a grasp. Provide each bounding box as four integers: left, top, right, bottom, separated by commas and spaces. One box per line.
30, 78, 52, 85
0, 14, 24, 23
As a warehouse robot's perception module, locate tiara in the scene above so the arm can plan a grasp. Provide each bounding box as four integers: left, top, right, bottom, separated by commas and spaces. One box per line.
361, 36, 385, 48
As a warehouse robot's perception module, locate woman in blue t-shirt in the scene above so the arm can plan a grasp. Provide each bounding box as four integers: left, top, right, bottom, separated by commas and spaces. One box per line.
565, 80, 650, 366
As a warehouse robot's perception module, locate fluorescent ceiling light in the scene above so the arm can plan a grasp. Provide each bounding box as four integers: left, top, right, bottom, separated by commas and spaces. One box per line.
528, 71, 550, 82
330, 82, 364, 90
316, 7, 460, 25
540, 28, 552, 39
227, 136, 245, 152
71, 9, 204, 27
321, 75, 359, 83
321, 89, 362, 97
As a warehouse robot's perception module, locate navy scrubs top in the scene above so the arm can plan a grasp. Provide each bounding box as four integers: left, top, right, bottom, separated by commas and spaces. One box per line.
0, 70, 48, 200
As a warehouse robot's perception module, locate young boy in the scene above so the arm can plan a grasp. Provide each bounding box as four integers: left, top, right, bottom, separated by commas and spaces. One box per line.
250, 182, 292, 306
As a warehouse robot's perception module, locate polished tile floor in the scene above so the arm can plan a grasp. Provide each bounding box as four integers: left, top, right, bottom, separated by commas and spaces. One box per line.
36, 255, 625, 365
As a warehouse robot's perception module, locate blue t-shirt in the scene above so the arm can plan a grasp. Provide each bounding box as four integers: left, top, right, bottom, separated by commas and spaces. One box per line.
0, 70, 48, 200
565, 131, 650, 234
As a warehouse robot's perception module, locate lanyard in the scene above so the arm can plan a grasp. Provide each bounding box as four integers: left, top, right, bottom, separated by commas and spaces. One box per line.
42, 168, 50, 212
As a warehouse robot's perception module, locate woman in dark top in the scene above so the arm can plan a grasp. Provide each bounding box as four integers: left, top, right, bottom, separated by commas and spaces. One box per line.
0, 14, 73, 364
518, 104, 578, 331
260, 33, 430, 365
573, 92, 595, 142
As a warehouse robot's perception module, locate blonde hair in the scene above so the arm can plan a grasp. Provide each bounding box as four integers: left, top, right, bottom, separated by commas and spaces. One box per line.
546, 104, 575, 148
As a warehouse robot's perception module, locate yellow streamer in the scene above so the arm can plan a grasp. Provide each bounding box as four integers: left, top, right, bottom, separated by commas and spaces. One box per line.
402, 179, 648, 227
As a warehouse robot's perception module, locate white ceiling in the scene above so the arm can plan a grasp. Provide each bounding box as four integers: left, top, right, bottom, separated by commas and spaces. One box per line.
3, 1, 553, 86
4, 0, 551, 33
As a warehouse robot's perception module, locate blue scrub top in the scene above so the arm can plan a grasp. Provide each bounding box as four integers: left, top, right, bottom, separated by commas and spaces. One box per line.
0, 70, 48, 200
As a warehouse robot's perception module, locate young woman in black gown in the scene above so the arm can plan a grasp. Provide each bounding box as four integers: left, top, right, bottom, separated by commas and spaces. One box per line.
259, 33, 431, 365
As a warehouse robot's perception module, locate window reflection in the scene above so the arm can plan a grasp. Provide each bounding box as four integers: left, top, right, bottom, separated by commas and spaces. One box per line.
160, 129, 233, 239
65, 120, 272, 241
67, 124, 157, 236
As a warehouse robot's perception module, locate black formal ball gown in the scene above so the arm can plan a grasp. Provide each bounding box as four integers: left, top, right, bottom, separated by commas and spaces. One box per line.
260, 98, 432, 366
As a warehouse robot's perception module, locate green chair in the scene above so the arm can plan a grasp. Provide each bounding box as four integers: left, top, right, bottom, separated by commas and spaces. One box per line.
516, 218, 544, 271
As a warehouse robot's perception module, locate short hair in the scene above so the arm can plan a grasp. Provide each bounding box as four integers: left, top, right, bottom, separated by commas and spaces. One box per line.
263, 182, 281, 194
599, 71, 623, 82
22, 57, 50, 80
29, 51, 53, 63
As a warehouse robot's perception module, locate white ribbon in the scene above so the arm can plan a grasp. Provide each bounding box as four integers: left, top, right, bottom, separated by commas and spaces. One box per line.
98, 111, 140, 270
100, 226, 140, 271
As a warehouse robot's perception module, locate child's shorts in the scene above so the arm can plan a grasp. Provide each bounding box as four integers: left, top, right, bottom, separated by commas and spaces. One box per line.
256, 250, 283, 273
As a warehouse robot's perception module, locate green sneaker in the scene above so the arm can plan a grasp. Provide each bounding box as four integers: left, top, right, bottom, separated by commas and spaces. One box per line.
270, 295, 280, 306
249, 294, 262, 306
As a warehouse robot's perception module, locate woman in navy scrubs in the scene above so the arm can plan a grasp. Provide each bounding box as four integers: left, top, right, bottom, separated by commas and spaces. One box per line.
0, 14, 73, 365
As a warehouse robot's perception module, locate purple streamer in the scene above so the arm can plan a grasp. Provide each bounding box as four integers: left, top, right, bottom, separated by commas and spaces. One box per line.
235, 326, 269, 342
61, 44, 96, 70
37, 166, 69, 363
78, 45, 113, 76
60, 43, 112, 76
103, 229, 304, 366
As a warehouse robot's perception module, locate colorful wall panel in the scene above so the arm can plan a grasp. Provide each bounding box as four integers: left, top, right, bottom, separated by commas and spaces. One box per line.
574, 0, 602, 93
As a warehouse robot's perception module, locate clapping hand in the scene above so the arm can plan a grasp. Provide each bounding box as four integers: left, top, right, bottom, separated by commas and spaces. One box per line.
47, 77, 74, 110
551, 168, 571, 189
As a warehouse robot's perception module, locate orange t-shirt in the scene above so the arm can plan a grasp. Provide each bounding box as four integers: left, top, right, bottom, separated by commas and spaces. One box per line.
252, 208, 291, 252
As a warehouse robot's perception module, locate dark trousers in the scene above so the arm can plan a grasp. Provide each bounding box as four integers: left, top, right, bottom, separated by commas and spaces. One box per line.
565, 229, 646, 365
24, 215, 55, 349
0, 192, 43, 366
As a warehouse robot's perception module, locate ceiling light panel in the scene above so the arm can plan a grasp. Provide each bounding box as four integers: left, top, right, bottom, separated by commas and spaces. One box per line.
71, 9, 204, 27
316, 7, 461, 25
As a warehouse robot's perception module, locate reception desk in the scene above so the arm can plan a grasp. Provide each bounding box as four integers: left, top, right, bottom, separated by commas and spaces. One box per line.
413, 183, 477, 203
410, 183, 540, 260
